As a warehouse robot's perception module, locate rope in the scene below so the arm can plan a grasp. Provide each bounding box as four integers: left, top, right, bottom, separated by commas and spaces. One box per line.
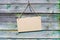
20, 0, 37, 18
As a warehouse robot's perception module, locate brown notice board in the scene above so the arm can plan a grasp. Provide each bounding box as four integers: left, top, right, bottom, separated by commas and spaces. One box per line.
17, 16, 42, 32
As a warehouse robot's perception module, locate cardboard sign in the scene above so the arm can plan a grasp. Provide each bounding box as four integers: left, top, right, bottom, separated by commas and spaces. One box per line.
17, 16, 42, 32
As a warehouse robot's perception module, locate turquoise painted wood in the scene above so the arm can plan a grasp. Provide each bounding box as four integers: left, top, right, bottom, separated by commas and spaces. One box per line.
0, 0, 59, 13
0, 0, 59, 3
0, 0, 60, 40
0, 14, 60, 39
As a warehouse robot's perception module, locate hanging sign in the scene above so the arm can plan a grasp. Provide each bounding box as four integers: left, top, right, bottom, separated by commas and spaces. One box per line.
17, 16, 42, 32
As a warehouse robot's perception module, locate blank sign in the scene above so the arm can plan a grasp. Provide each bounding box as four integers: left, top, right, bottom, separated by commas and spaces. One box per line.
17, 16, 42, 32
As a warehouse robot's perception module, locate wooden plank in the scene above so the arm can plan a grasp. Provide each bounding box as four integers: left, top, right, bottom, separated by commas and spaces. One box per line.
17, 16, 42, 32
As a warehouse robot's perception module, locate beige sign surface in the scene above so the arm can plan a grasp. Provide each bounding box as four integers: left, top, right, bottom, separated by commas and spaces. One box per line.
17, 16, 42, 32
